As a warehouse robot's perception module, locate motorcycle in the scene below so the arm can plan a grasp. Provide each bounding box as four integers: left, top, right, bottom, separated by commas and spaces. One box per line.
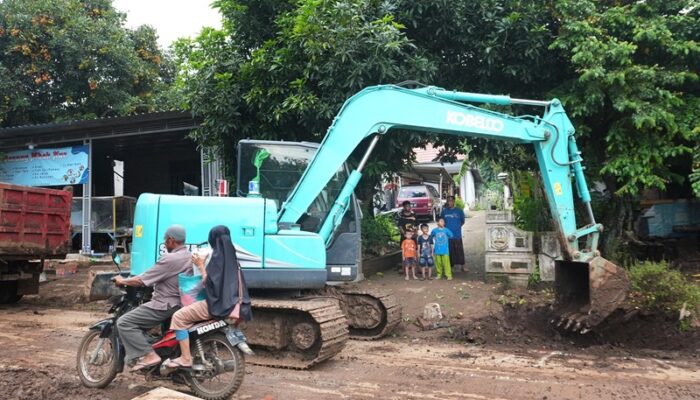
76, 252, 253, 400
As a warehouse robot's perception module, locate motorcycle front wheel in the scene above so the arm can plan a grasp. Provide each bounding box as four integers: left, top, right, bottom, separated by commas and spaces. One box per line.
76, 330, 119, 388
187, 333, 245, 400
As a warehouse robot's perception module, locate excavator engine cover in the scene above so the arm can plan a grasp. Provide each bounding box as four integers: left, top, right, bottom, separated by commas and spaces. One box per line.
554, 256, 629, 332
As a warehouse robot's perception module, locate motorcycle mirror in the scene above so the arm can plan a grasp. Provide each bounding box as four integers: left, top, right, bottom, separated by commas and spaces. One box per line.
111, 250, 122, 272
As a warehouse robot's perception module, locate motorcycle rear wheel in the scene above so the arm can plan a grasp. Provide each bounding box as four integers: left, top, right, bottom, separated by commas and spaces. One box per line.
76, 330, 119, 388
187, 333, 245, 400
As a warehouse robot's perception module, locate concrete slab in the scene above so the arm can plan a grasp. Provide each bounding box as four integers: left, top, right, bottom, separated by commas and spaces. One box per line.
131, 387, 202, 400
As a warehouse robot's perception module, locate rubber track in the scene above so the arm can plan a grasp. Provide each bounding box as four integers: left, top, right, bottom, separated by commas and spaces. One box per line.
339, 286, 402, 341
247, 298, 348, 370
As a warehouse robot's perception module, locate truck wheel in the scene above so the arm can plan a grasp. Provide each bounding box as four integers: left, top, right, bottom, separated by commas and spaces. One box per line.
0, 282, 23, 304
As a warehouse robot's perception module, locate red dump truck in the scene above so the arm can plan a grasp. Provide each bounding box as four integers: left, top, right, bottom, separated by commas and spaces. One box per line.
0, 183, 72, 303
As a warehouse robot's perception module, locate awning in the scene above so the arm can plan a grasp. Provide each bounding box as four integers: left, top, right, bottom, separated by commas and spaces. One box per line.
401, 163, 454, 184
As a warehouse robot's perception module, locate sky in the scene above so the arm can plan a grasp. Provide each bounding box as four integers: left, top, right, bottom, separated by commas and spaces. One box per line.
112, 0, 222, 48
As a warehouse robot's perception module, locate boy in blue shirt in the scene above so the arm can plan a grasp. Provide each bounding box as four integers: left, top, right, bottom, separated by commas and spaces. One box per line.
431, 217, 454, 280
440, 196, 466, 272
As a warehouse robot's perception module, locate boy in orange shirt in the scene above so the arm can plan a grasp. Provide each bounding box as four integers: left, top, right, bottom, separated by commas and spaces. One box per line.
401, 229, 418, 281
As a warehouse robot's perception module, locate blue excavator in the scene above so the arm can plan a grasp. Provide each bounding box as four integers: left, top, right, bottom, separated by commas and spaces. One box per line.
104, 84, 629, 368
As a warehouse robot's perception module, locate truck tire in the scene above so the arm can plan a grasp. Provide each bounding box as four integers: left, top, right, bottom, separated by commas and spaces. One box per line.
0, 282, 23, 304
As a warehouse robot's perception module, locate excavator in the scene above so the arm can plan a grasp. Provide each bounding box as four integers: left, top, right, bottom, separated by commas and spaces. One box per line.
101, 84, 629, 369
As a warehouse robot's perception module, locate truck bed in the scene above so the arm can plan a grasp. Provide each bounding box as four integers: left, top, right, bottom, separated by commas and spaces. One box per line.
0, 183, 72, 258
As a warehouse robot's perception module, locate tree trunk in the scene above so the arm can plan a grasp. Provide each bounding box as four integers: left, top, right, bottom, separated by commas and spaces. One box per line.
599, 177, 634, 263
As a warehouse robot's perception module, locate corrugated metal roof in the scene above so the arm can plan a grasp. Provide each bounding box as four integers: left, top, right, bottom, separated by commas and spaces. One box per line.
0, 111, 199, 150
0, 110, 194, 135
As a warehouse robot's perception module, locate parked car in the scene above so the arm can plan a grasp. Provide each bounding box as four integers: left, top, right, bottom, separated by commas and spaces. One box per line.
396, 184, 442, 221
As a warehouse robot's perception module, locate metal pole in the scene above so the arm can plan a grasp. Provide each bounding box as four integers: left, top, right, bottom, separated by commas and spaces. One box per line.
509, 98, 552, 107
356, 135, 380, 172
430, 88, 552, 107
81, 139, 92, 254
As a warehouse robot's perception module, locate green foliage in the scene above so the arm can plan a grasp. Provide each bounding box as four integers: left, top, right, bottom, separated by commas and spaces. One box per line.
454, 196, 465, 210
629, 261, 700, 324
691, 143, 700, 197
174, 0, 436, 180
551, 0, 700, 196
361, 214, 399, 257
174, 0, 700, 235
513, 196, 551, 232
512, 173, 552, 232
0, 0, 172, 126
528, 265, 542, 288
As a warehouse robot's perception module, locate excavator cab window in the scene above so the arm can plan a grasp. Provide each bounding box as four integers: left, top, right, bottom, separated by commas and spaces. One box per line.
237, 140, 356, 234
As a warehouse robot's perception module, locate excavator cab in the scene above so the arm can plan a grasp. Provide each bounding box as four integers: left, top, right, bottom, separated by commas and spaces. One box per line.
236, 140, 362, 282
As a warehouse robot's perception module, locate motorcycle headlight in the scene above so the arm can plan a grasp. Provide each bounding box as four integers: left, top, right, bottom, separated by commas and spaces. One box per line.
109, 294, 124, 305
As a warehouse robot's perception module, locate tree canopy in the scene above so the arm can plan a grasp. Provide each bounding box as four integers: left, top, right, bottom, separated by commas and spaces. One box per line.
551, 0, 700, 196
175, 0, 699, 199
3, 0, 697, 200
173, 0, 438, 187
0, 0, 172, 127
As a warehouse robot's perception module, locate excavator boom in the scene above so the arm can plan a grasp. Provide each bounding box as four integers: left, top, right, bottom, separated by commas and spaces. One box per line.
278, 84, 629, 332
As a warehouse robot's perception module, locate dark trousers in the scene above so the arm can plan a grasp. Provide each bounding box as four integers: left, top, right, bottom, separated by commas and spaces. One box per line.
116, 304, 178, 363
448, 238, 465, 266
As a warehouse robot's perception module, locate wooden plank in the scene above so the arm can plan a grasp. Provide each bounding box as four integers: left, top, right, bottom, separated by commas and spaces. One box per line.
131, 387, 202, 400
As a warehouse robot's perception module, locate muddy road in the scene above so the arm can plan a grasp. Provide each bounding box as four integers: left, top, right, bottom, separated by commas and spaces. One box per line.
0, 305, 698, 400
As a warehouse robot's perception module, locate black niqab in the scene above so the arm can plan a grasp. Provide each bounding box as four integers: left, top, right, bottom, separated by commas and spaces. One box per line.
205, 225, 252, 321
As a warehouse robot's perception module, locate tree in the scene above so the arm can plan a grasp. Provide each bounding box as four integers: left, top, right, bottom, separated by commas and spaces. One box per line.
548, 0, 700, 255
551, 0, 700, 196
176, 0, 700, 244
0, 0, 173, 126
174, 0, 437, 195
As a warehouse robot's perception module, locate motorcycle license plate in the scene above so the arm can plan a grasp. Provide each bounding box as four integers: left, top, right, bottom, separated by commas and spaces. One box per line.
225, 327, 247, 346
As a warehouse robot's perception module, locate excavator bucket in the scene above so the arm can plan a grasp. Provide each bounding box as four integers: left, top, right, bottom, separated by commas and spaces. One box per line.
86, 271, 129, 301
553, 256, 630, 333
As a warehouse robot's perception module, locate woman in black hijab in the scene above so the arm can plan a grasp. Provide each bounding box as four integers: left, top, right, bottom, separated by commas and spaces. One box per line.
165, 225, 251, 368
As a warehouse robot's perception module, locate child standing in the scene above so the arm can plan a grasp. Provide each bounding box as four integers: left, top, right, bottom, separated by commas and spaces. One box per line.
431, 218, 454, 280
401, 229, 418, 281
417, 223, 434, 280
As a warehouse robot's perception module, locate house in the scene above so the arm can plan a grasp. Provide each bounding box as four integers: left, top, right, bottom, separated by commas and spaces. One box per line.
399, 144, 483, 210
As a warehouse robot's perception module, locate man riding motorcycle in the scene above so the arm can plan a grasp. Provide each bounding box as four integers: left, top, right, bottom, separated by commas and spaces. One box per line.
113, 224, 192, 371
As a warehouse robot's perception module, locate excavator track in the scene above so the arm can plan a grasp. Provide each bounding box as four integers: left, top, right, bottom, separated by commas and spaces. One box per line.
242, 297, 348, 369
335, 286, 402, 340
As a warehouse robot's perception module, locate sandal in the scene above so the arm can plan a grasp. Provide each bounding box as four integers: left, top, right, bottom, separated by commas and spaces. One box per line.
163, 358, 192, 369
130, 358, 161, 372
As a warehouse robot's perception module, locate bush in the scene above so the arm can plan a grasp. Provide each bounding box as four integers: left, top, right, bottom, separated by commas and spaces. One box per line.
528, 264, 542, 288
629, 261, 700, 325
513, 195, 552, 232
454, 196, 465, 210
361, 214, 400, 257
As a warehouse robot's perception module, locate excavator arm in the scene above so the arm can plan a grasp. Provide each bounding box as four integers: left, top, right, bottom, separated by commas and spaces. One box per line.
278, 84, 629, 332
280, 85, 590, 259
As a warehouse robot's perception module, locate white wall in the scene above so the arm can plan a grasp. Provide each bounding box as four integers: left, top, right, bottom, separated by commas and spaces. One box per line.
458, 171, 477, 209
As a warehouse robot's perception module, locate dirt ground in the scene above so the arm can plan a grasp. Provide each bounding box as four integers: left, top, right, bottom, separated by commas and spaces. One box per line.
1, 212, 699, 399
2, 273, 700, 400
